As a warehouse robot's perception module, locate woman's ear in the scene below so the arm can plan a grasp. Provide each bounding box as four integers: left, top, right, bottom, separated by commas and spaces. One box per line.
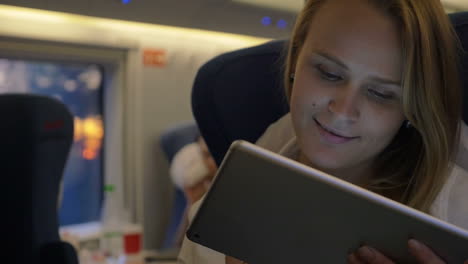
289, 73, 295, 83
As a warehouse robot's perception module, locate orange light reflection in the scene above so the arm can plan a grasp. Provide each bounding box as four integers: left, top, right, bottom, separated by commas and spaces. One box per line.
74, 116, 104, 160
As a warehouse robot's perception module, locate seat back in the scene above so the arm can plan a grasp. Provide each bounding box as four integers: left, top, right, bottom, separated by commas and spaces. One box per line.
451, 12, 468, 122
192, 40, 288, 165
0, 94, 74, 263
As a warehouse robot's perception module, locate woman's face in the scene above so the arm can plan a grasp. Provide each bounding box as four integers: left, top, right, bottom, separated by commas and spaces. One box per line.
291, 0, 405, 179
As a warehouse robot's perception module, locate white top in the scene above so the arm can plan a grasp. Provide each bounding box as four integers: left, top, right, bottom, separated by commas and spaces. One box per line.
177, 113, 468, 264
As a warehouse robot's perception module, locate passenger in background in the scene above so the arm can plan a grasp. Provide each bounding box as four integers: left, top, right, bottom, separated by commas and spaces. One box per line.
170, 136, 217, 246
170, 136, 217, 205
160, 123, 218, 249
178, 0, 468, 263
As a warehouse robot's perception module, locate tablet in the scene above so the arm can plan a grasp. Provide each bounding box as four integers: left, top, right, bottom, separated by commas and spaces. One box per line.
186, 140, 468, 264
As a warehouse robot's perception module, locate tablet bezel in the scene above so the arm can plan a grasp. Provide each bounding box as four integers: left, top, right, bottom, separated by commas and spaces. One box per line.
187, 140, 468, 263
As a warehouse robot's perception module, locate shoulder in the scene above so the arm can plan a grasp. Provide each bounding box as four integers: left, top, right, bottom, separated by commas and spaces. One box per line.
256, 113, 298, 159
256, 113, 294, 151
445, 164, 468, 230
431, 164, 468, 230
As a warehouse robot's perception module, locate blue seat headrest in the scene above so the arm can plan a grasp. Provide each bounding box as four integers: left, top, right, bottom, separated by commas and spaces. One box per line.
451, 12, 468, 122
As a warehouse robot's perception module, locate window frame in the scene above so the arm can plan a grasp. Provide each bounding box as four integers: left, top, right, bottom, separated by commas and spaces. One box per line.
0, 37, 140, 225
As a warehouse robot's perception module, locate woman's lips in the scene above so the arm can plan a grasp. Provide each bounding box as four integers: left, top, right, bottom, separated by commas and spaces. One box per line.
314, 119, 359, 144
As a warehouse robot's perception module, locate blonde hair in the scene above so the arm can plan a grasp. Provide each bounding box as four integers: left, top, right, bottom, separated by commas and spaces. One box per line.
285, 0, 462, 212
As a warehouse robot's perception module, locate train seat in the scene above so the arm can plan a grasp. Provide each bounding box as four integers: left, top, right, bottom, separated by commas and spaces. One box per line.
0, 94, 77, 263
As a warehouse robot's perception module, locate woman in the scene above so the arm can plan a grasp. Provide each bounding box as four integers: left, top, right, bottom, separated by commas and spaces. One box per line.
178, 0, 468, 263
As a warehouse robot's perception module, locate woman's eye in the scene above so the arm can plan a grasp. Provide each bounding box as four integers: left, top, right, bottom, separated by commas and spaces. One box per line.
368, 89, 394, 100
316, 65, 342, 81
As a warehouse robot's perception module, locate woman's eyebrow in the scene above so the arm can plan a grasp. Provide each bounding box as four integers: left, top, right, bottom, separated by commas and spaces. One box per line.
369, 76, 401, 87
314, 50, 349, 70
313, 50, 401, 87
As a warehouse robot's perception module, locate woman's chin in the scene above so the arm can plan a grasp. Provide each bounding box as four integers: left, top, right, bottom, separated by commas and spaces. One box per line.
301, 152, 347, 174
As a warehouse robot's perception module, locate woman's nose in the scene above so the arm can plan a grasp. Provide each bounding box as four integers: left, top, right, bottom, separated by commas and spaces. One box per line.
328, 86, 360, 122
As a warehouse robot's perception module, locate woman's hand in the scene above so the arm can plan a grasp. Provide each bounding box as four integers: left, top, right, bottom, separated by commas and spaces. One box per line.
348, 239, 468, 264
225, 256, 247, 264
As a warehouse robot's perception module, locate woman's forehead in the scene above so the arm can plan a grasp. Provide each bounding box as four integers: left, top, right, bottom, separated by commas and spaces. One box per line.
301, 0, 402, 79
306, 0, 400, 51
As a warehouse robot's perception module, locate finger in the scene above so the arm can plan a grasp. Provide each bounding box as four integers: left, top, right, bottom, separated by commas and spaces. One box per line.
225, 256, 246, 264
356, 246, 395, 264
408, 239, 445, 264
348, 253, 366, 264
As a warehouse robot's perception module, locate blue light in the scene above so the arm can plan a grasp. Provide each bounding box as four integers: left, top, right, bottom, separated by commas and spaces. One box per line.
261, 16, 272, 26
277, 19, 288, 29
122, 0, 131, 4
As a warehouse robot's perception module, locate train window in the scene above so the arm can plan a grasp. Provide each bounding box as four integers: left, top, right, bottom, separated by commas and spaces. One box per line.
0, 58, 104, 225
